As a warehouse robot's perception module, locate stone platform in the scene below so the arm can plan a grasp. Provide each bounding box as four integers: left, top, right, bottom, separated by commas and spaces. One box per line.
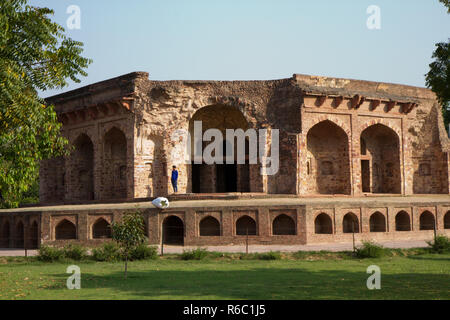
0, 195, 449, 248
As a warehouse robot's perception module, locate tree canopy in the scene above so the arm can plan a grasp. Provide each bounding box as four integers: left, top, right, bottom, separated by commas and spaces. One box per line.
0, 0, 91, 207
426, 0, 450, 131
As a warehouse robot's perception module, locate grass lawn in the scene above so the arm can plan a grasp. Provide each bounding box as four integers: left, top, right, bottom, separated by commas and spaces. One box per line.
0, 253, 449, 300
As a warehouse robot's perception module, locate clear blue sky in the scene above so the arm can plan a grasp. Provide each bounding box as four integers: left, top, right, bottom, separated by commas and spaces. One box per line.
29, 0, 450, 98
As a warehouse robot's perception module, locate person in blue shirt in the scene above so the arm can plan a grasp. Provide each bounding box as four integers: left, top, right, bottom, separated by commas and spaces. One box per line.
171, 165, 178, 193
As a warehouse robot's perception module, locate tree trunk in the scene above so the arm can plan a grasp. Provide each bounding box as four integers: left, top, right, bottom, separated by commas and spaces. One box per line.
124, 250, 128, 279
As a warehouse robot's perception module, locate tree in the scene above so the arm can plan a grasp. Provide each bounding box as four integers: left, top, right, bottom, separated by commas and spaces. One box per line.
0, 0, 91, 208
111, 212, 147, 279
426, 0, 450, 132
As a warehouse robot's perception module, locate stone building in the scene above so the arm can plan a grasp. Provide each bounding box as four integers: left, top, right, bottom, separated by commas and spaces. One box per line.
0, 72, 449, 248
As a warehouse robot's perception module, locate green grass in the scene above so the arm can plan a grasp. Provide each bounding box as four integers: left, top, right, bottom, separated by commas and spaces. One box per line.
0, 252, 449, 300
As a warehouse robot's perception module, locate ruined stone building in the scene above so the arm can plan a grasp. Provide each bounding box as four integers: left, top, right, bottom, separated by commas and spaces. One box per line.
0, 72, 449, 248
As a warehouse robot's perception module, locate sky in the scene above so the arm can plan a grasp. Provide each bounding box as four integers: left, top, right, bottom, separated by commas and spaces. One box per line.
29, 0, 450, 98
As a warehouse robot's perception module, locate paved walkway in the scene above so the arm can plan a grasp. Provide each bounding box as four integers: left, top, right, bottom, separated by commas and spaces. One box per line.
1, 194, 449, 213
0, 239, 429, 257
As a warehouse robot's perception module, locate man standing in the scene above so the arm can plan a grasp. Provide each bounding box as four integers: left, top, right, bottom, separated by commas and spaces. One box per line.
171, 165, 178, 193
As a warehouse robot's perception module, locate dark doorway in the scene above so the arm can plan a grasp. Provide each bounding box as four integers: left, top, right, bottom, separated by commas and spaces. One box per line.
163, 216, 184, 245
361, 160, 370, 193
15, 221, 24, 248
30, 221, 39, 249
192, 164, 201, 193
216, 164, 237, 192
1, 221, 10, 248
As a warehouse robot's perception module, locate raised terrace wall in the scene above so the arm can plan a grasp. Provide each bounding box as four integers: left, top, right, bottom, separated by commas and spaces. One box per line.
1, 198, 450, 248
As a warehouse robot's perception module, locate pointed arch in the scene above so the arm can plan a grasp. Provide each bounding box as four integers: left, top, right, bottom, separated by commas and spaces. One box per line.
360, 124, 401, 194
314, 213, 333, 234
272, 214, 296, 235
55, 219, 77, 240
306, 120, 351, 195
199, 216, 221, 236
395, 211, 411, 231
369, 212, 386, 232
72, 133, 94, 200
236, 215, 257, 236
419, 211, 435, 230
92, 218, 111, 239
342, 213, 359, 233
103, 127, 128, 199
162, 216, 184, 245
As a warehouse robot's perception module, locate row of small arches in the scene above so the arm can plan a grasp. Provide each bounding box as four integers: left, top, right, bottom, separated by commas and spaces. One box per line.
52, 210, 450, 240
198, 214, 296, 236
165, 214, 296, 238
55, 218, 112, 240
314, 210, 450, 234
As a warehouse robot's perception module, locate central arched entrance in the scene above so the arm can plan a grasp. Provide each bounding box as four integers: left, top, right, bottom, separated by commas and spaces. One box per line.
162, 216, 184, 245
189, 105, 251, 193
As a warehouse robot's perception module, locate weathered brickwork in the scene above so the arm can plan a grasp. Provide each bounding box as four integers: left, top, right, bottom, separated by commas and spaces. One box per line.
1, 202, 449, 248
37, 71, 449, 201
1, 71, 450, 248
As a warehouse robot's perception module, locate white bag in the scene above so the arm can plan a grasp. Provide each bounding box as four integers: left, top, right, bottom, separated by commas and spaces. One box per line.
151, 197, 170, 209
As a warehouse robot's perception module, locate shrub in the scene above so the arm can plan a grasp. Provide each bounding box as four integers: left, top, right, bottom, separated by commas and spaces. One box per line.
180, 248, 209, 260
355, 241, 385, 258
92, 242, 122, 262
63, 244, 88, 261
427, 235, 450, 254
258, 251, 281, 260
37, 245, 64, 262
129, 244, 158, 260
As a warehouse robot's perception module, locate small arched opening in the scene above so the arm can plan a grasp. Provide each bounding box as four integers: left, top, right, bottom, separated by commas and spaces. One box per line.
92, 218, 111, 239
199, 216, 221, 236
314, 213, 333, 234
419, 211, 435, 231
395, 211, 411, 231
162, 216, 184, 245
342, 213, 359, 233
272, 214, 296, 235
236, 216, 257, 236
369, 212, 386, 232
55, 219, 77, 240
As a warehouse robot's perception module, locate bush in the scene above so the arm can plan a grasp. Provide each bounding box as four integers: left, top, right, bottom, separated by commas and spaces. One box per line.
63, 244, 88, 261
257, 251, 281, 260
129, 244, 158, 260
92, 242, 122, 262
37, 245, 64, 262
180, 248, 209, 260
427, 235, 450, 254
355, 241, 385, 258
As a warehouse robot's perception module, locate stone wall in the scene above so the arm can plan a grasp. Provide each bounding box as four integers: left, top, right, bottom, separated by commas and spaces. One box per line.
2, 201, 449, 248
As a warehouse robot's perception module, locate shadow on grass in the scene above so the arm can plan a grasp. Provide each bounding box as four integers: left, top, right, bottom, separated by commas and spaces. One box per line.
46, 266, 450, 300
406, 255, 450, 261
